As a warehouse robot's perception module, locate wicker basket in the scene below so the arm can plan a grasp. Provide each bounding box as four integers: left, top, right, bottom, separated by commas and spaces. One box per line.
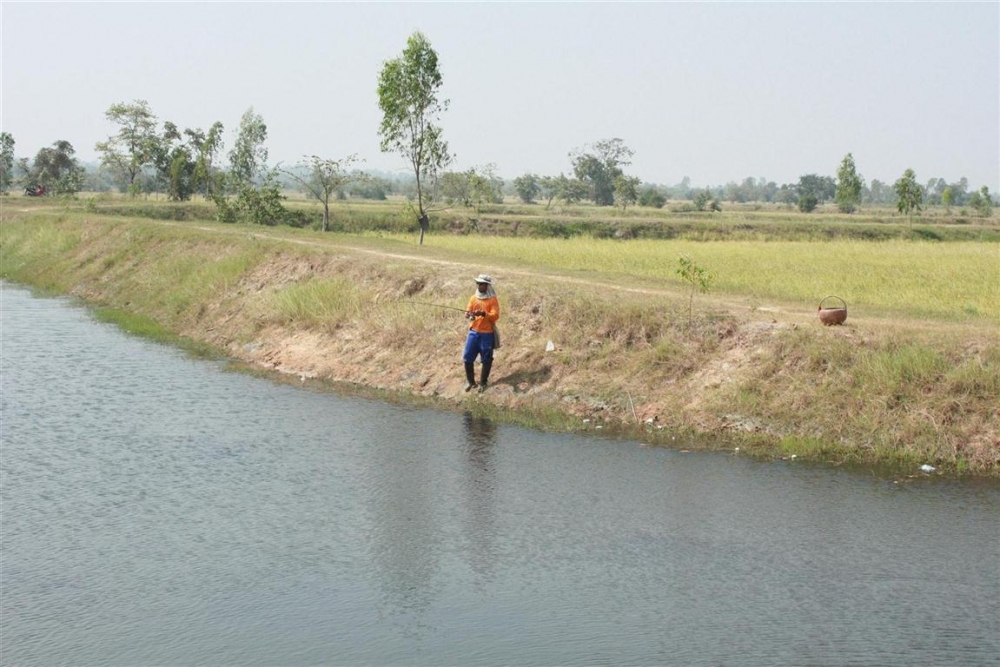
818, 296, 847, 326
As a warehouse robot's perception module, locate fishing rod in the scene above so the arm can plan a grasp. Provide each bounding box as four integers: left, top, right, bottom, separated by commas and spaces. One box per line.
408, 301, 471, 313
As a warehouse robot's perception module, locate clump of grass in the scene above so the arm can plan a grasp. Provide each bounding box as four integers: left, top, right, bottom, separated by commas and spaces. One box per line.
856, 342, 948, 395
265, 277, 364, 331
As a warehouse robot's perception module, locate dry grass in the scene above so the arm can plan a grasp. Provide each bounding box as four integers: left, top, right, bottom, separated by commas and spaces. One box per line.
2, 210, 997, 475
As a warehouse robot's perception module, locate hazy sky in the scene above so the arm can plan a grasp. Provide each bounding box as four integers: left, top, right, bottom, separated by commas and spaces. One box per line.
2, 2, 998, 189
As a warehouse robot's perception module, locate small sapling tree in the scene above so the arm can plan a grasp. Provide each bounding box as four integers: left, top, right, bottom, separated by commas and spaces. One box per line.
676, 255, 713, 327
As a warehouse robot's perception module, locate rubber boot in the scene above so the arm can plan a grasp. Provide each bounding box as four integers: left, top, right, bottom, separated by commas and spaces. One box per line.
464, 362, 477, 392
478, 360, 492, 393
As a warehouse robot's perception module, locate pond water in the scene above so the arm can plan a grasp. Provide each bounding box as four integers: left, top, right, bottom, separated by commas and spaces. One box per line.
2, 282, 998, 666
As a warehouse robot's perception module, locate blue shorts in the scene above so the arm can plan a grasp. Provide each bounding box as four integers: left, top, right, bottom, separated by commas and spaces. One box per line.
463, 330, 495, 364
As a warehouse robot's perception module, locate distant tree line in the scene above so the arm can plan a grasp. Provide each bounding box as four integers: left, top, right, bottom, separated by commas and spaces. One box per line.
1, 31, 995, 226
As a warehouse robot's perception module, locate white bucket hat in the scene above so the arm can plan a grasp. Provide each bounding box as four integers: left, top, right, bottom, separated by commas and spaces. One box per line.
474, 274, 493, 285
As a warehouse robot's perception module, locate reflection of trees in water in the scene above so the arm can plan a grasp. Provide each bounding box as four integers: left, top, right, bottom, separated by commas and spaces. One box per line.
365, 420, 443, 630
462, 412, 498, 585
363, 413, 502, 630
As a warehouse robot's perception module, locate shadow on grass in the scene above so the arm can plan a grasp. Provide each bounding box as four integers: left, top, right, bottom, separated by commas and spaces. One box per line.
495, 365, 553, 393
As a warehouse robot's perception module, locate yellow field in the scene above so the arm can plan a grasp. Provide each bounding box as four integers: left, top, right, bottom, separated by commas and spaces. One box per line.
373, 233, 999, 321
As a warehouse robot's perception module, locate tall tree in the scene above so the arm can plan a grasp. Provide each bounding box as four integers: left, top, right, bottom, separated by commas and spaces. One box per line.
24, 140, 84, 195
95, 99, 161, 195
215, 108, 286, 226
377, 31, 452, 244
281, 154, 367, 232
0, 132, 14, 194
894, 168, 923, 223
835, 153, 864, 213
187, 122, 225, 197
228, 108, 269, 189
570, 138, 634, 206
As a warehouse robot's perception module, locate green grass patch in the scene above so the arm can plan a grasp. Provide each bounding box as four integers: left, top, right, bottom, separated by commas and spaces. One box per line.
263, 277, 365, 331
92, 307, 220, 358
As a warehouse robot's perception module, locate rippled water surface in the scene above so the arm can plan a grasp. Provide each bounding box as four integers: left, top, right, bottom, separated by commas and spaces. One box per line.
2, 282, 998, 666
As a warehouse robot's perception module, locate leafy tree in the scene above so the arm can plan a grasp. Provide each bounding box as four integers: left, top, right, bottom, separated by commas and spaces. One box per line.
95, 99, 161, 195
23, 140, 84, 195
694, 189, 712, 211
377, 31, 452, 244
979, 186, 993, 217
638, 186, 666, 208
556, 174, 590, 205
613, 175, 641, 211
776, 184, 797, 206
468, 164, 504, 215
185, 122, 225, 197
513, 173, 540, 204
865, 179, 893, 205
835, 153, 864, 213
440, 171, 471, 206
949, 177, 970, 205
570, 138, 634, 206
724, 181, 744, 204
968, 186, 993, 217
924, 177, 947, 206
215, 108, 287, 226
538, 175, 559, 208
941, 186, 954, 212
349, 176, 390, 200
798, 193, 818, 213
894, 168, 923, 223
797, 174, 835, 212
0, 132, 14, 194
282, 154, 367, 231
165, 145, 195, 201
228, 107, 269, 189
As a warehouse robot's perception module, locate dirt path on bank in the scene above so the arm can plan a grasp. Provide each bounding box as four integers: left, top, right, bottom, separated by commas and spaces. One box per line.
149, 219, 992, 340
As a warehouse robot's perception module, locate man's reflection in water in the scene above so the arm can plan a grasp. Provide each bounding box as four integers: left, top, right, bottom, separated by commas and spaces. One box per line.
462, 412, 498, 584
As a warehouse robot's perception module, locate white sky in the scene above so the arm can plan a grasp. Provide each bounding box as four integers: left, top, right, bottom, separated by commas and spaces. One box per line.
2, 2, 998, 189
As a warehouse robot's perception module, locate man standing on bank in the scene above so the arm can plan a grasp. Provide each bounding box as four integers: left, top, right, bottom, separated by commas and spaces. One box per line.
463, 274, 500, 393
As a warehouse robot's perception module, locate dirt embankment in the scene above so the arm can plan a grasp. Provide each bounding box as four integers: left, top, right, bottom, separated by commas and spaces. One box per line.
5, 215, 999, 474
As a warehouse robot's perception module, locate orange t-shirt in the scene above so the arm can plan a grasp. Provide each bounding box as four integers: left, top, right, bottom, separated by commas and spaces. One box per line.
466, 295, 500, 333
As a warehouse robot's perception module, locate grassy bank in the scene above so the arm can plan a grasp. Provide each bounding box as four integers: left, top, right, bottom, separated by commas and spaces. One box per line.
2, 207, 997, 476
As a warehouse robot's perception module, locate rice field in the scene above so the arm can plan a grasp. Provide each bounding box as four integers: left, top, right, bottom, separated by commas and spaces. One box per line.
375, 234, 999, 321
